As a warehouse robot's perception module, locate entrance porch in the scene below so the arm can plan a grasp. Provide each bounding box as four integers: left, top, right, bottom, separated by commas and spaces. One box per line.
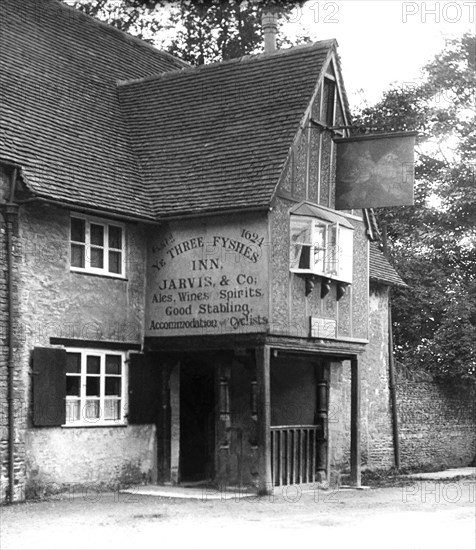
144, 334, 364, 493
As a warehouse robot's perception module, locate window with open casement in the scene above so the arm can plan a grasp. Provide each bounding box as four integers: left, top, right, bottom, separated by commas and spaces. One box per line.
290, 213, 353, 284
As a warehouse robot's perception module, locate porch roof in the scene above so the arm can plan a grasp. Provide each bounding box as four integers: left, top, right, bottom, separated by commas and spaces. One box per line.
290, 201, 354, 229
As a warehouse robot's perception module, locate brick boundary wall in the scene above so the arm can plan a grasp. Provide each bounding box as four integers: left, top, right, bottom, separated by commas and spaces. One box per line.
396, 372, 476, 469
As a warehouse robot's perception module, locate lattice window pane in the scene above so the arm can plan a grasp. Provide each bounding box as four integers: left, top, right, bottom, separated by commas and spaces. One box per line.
104, 399, 121, 421
85, 399, 100, 420
71, 244, 85, 268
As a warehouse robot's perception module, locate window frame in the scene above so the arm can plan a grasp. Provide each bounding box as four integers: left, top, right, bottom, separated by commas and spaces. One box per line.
64, 348, 128, 427
289, 215, 353, 284
70, 213, 126, 278
322, 75, 336, 127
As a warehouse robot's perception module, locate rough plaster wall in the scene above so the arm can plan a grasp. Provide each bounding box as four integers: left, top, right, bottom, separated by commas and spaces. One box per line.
307, 277, 322, 319
321, 282, 337, 321
17, 203, 146, 349
280, 158, 292, 195
337, 287, 351, 338
308, 126, 320, 204
25, 425, 156, 497
351, 220, 369, 340
294, 128, 307, 200
12, 203, 153, 497
319, 134, 331, 207
290, 273, 308, 336
269, 197, 293, 335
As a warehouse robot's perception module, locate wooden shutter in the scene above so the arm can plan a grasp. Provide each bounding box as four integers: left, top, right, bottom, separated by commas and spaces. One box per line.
128, 353, 161, 424
32, 347, 67, 427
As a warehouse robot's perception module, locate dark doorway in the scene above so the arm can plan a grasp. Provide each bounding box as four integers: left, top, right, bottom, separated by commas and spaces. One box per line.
180, 361, 215, 482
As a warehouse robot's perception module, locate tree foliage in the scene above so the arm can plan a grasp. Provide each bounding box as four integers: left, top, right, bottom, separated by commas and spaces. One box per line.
354, 33, 476, 381
69, 0, 306, 65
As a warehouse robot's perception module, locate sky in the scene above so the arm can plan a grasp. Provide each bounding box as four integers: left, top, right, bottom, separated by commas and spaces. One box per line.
67, 0, 474, 109
282, 0, 475, 108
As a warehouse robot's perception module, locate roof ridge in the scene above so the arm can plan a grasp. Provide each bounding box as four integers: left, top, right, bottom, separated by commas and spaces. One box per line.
55, 0, 188, 69
118, 39, 337, 87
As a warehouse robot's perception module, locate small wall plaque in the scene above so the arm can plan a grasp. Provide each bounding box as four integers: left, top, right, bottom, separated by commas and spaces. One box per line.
310, 317, 336, 339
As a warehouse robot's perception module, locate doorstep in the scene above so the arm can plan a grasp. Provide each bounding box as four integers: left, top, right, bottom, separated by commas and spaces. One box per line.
120, 484, 258, 500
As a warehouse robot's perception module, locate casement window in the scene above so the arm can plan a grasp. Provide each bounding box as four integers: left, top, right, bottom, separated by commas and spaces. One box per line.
32, 348, 158, 428
65, 349, 126, 425
70, 215, 125, 277
290, 215, 353, 283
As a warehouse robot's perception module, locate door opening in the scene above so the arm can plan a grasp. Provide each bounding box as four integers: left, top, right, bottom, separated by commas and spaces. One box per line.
179, 361, 215, 482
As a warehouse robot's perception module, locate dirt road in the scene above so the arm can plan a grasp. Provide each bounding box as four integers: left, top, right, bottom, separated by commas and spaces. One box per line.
1, 481, 475, 549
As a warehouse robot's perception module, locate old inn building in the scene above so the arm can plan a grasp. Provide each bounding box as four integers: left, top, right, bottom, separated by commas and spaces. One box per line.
0, 0, 407, 502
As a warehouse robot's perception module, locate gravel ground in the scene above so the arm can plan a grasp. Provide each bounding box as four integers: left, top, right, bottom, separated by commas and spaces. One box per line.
1, 481, 475, 550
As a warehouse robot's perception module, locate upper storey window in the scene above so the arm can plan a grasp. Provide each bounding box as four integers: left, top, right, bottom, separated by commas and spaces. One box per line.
323, 76, 336, 126
289, 205, 354, 284
70, 214, 125, 277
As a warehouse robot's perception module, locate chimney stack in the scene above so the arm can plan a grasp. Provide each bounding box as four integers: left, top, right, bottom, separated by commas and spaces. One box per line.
262, 8, 278, 54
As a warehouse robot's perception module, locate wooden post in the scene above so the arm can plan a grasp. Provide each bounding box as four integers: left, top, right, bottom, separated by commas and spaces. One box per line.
158, 363, 172, 482
169, 362, 180, 484
256, 345, 272, 495
350, 356, 361, 487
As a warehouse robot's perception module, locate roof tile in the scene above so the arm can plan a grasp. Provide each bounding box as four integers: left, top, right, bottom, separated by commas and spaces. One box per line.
369, 242, 407, 287
0, 0, 187, 219
117, 42, 335, 218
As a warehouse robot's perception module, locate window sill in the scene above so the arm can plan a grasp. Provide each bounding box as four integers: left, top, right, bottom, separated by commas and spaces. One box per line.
70, 268, 128, 281
62, 422, 128, 429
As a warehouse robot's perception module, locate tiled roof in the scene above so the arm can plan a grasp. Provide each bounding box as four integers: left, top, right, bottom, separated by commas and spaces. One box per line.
0, 0, 188, 219
117, 41, 335, 218
369, 242, 407, 287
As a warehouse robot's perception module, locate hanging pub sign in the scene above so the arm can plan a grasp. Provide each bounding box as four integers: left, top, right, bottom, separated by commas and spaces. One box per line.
334, 132, 417, 209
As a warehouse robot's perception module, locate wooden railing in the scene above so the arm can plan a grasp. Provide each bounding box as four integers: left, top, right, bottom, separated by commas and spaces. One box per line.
270, 425, 326, 486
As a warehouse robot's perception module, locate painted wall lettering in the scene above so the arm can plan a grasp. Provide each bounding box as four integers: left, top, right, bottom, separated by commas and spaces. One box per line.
146, 217, 270, 336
